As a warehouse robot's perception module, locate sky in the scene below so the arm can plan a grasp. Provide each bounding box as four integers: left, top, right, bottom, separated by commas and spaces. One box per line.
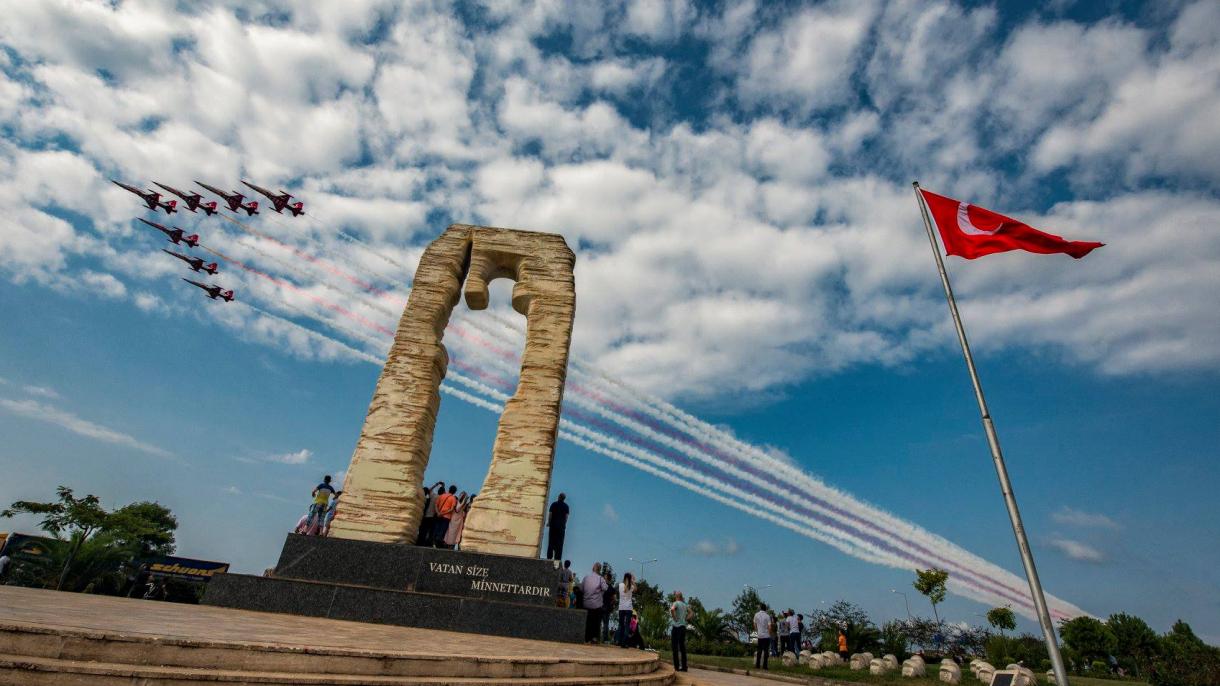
1, 0, 1218, 642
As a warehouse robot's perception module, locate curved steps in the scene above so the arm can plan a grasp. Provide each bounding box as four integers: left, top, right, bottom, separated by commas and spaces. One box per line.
0, 653, 676, 686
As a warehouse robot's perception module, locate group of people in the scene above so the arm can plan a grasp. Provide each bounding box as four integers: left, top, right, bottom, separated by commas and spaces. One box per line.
557, 562, 689, 673
417, 480, 474, 549
294, 475, 341, 536
751, 603, 812, 669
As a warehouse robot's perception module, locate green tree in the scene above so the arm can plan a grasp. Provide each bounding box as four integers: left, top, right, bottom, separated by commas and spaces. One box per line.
810, 600, 879, 653
1150, 620, 1220, 686
689, 605, 735, 644
730, 586, 767, 641
3, 486, 177, 592
987, 607, 1017, 637
912, 568, 949, 624
1059, 616, 1117, 671
1107, 613, 1159, 677
880, 620, 910, 660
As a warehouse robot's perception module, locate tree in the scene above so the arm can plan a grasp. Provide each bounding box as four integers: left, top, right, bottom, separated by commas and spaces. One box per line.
730, 586, 766, 641
1059, 616, 1117, 671
913, 568, 949, 624
3, 486, 177, 592
689, 606, 735, 644
1150, 620, 1220, 686
987, 607, 1017, 637
880, 620, 910, 660
810, 600, 879, 653
1107, 613, 1159, 677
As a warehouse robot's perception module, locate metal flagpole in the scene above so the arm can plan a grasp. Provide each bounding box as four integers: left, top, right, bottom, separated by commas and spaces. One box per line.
912, 181, 1070, 686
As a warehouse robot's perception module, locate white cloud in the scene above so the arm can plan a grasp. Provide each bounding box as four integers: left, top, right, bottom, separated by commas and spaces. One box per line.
1048, 538, 1106, 564
0, 396, 172, 459
263, 448, 313, 465
735, 1, 878, 110
21, 385, 59, 399
1051, 507, 1120, 530
0, 0, 1217, 403
688, 537, 741, 557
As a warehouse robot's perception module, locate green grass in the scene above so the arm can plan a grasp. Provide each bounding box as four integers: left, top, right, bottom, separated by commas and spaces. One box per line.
662, 653, 1149, 686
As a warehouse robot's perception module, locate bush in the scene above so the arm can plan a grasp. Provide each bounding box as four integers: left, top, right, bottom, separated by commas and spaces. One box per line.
687, 639, 752, 657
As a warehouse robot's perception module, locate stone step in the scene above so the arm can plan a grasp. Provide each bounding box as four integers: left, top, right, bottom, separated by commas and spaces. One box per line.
0, 624, 656, 679
0, 653, 676, 686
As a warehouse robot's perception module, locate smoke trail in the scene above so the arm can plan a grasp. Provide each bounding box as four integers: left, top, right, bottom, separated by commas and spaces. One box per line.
239, 302, 384, 366
220, 214, 387, 295
208, 221, 1082, 618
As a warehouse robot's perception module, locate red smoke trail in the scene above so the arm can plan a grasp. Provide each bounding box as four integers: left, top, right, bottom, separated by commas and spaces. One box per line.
200, 245, 393, 337
218, 214, 389, 297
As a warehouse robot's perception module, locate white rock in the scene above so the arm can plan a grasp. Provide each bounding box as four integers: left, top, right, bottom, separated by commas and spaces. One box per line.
940, 660, 962, 685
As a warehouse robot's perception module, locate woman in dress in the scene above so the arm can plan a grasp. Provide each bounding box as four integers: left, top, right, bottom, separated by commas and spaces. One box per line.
443, 492, 471, 549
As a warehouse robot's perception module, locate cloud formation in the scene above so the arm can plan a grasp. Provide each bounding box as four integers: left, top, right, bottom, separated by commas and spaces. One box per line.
262, 448, 312, 465
1048, 537, 1106, 564
689, 537, 741, 557
0, 396, 172, 459
1052, 506, 1120, 530
1, 0, 1217, 405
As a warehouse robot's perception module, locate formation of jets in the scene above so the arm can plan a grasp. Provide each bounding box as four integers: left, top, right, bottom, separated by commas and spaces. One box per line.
112, 177, 308, 303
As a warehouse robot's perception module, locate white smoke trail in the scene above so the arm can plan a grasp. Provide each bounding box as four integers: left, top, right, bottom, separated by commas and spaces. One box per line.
227, 218, 1081, 619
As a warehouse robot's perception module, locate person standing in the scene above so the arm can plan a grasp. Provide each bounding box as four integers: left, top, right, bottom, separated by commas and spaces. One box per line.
669, 591, 689, 672
580, 562, 609, 643
308, 475, 336, 534
616, 572, 636, 647
545, 493, 569, 560
442, 492, 469, 549
557, 560, 575, 608
418, 481, 444, 546
601, 571, 615, 642
322, 491, 342, 537
753, 603, 772, 670
838, 629, 849, 662
432, 485, 458, 547
796, 613, 805, 652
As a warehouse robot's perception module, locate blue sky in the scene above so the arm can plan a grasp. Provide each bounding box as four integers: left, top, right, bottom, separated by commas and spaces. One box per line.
1, 0, 1218, 642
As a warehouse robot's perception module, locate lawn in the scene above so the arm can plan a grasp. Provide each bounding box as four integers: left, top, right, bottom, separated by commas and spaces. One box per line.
662, 653, 1149, 686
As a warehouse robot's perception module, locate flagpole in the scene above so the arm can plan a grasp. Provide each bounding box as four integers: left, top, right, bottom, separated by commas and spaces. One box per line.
912, 181, 1070, 686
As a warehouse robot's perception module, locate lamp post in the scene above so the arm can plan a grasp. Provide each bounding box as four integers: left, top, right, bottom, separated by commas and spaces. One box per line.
891, 589, 912, 620
629, 557, 657, 579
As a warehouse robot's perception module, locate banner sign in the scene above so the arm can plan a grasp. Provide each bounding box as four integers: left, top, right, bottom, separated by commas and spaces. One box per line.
141, 555, 230, 582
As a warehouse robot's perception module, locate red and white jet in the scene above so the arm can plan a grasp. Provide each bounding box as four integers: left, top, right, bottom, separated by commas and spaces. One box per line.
112, 180, 177, 214
241, 180, 304, 216
183, 278, 234, 302
162, 249, 218, 275
138, 218, 199, 248
153, 182, 218, 216
195, 181, 258, 216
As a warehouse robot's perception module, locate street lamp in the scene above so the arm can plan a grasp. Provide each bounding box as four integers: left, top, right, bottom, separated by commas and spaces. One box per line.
891, 589, 912, 620
628, 557, 657, 579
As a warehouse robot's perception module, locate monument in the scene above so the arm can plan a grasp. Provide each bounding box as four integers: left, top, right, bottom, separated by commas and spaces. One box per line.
204, 224, 583, 642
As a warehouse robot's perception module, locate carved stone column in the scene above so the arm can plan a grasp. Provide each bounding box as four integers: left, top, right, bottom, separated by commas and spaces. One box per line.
328, 224, 575, 557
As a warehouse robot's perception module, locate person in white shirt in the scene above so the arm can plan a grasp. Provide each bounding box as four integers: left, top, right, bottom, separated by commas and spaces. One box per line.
753, 603, 772, 669
616, 572, 636, 647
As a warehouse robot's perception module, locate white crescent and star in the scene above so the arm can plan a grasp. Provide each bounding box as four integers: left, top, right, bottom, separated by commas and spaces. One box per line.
956, 201, 1004, 235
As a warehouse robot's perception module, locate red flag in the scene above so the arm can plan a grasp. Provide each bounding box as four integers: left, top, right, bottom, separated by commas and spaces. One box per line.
920, 189, 1103, 259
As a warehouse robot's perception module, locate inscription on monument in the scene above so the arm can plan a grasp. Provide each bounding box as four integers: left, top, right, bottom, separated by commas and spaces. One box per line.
425, 561, 551, 598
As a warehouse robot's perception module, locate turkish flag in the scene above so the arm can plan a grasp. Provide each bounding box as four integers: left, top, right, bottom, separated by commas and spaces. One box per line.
920, 189, 1104, 259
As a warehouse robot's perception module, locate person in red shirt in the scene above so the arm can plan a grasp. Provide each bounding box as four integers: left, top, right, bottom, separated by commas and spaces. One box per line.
432, 485, 459, 547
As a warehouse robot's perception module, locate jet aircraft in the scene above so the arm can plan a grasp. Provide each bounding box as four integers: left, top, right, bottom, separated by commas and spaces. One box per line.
162, 249, 218, 275
183, 278, 235, 302
138, 218, 199, 248
111, 180, 177, 214
153, 182, 218, 215
195, 181, 258, 216
241, 180, 304, 216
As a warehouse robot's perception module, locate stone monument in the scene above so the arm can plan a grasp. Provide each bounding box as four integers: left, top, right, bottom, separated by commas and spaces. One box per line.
330, 224, 576, 557
204, 224, 583, 642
